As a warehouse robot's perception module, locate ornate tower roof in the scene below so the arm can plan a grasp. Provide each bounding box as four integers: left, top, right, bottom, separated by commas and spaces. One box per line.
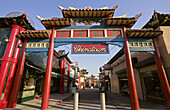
143, 10, 170, 29
58, 5, 119, 18
0, 13, 35, 30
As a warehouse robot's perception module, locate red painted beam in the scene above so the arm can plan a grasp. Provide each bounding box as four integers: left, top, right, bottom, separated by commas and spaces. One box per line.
41, 27, 55, 109
8, 39, 27, 108
122, 26, 140, 110
153, 37, 170, 110
0, 25, 19, 98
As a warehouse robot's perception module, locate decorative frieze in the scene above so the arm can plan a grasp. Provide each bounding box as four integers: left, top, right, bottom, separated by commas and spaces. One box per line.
129, 42, 153, 47
27, 42, 49, 48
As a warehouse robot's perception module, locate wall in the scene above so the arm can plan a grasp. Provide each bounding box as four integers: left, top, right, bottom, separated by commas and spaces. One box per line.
111, 72, 119, 93
110, 52, 156, 100
111, 55, 126, 94
156, 26, 170, 68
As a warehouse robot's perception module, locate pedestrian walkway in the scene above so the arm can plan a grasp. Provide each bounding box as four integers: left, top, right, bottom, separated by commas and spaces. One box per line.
4, 89, 167, 110
5, 92, 73, 110
106, 91, 166, 110
51, 88, 117, 110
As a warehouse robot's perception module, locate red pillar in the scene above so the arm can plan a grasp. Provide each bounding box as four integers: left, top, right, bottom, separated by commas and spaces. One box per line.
122, 26, 140, 110
59, 60, 66, 94
8, 39, 27, 108
67, 65, 70, 93
153, 38, 170, 110
0, 25, 19, 97
78, 73, 81, 89
84, 76, 85, 89
41, 27, 55, 109
59, 60, 64, 93
0, 27, 25, 109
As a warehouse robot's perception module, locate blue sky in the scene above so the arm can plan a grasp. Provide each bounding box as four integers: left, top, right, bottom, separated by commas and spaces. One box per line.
1, 0, 170, 77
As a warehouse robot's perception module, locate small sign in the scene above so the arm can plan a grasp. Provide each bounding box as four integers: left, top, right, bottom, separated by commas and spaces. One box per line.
72, 44, 109, 54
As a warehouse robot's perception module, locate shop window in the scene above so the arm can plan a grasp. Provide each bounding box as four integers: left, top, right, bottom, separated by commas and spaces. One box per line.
26, 52, 47, 69
142, 71, 163, 98
0, 28, 11, 58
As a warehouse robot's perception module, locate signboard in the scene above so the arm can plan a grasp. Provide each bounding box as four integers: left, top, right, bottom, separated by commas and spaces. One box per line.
72, 44, 108, 54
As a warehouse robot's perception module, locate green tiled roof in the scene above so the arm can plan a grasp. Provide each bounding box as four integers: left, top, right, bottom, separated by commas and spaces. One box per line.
143, 10, 170, 29
0, 14, 35, 30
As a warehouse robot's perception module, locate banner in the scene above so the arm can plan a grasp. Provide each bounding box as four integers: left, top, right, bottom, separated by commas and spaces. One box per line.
72, 44, 108, 54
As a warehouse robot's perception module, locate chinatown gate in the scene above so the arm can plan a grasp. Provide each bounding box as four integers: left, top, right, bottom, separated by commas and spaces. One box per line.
0, 5, 169, 110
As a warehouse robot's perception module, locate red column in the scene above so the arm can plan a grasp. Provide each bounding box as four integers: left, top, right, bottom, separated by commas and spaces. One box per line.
122, 26, 140, 110
153, 38, 170, 109
41, 27, 55, 109
0, 25, 19, 97
8, 39, 27, 108
84, 77, 85, 89
67, 65, 70, 93
63, 61, 66, 93
59, 60, 66, 94
0, 27, 25, 108
78, 73, 81, 89
59, 60, 64, 93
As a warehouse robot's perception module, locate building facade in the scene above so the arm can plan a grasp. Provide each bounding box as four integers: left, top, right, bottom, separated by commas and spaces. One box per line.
104, 11, 170, 106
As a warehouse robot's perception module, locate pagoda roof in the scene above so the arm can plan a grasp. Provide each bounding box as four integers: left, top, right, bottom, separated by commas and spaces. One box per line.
0, 14, 35, 30
104, 13, 142, 28
19, 30, 50, 38
41, 18, 72, 29
143, 10, 170, 29
126, 29, 163, 37
58, 5, 119, 18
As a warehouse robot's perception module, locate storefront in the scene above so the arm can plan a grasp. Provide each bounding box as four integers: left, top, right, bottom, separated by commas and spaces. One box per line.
140, 71, 164, 104
17, 51, 64, 103
107, 50, 165, 104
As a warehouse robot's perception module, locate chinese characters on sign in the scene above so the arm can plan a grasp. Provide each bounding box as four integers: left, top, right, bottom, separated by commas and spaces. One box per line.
72, 44, 108, 54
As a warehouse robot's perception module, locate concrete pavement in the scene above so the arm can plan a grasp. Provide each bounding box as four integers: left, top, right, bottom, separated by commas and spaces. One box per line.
106, 91, 166, 110
4, 92, 73, 110
4, 88, 167, 110
50, 88, 117, 110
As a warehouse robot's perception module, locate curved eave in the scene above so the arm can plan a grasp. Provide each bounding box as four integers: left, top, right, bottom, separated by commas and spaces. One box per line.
127, 29, 163, 37
19, 30, 50, 39
54, 50, 61, 58
0, 14, 35, 30
104, 18, 137, 28
143, 15, 170, 29
62, 9, 115, 18
41, 18, 72, 29
59, 52, 72, 64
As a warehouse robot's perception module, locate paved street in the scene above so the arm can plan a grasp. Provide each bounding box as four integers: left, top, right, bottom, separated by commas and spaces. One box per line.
50, 88, 116, 110
5, 88, 166, 110
51, 88, 166, 110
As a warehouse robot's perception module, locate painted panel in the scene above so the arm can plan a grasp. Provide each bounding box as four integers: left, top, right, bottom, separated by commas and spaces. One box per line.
56, 31, 71, 38
73, 30, 88, 38
72, 44, 108, 54
90, 30, 104, 37
107, 30, 122, 37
